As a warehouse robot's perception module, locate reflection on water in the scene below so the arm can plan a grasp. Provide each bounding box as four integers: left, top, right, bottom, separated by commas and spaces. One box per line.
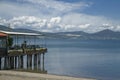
45, 39, 120, 80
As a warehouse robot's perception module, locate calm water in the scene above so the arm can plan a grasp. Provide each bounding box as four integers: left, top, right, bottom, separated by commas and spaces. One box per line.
44, 39, 120, 80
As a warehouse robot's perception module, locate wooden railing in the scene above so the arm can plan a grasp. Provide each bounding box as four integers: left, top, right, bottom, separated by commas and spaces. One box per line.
8, 45, 47, 56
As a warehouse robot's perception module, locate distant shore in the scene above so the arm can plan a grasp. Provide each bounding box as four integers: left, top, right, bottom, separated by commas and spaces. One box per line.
0, 70, 96, 80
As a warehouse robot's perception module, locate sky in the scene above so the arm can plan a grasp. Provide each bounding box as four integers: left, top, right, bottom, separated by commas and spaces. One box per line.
0, 0, 120, 33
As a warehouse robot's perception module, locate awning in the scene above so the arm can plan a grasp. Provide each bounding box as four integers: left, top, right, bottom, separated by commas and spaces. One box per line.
0, 30, 42, 36
0, 32, 7, 37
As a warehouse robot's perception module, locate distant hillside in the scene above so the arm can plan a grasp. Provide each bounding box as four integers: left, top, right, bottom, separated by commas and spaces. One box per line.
0, 25, 120, 40
13, 28, 40, 33
89, 29, 120, 39
54, 29, 120, 40
0, 25, 12, 31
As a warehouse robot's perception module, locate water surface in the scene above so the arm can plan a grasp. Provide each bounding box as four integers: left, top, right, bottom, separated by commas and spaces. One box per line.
44, 39, 120, 80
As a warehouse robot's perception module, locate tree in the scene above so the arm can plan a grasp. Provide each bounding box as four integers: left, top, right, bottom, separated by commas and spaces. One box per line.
8, 36, 13, 47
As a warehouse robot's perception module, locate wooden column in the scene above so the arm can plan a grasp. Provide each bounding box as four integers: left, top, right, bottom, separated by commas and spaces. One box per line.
1, 57, 3, 69
38, 53, 41, 70
4, 57, 7, 69
27, 55, 32, 69
37, 54, 39, 70
20, 55, 23, 68
10, 56, 14, 69
34, 54, 37, 69
16, 56, 18, 69
23, 55, 26, 69
14, 56, 17, 69
42, 53, 45, 71
32, 54, 34, 70
27, 55, 29, 69
30, 55, 32, 69
0, 57, 1, 70
18, 56, 21, 69
7, 56, 10, 69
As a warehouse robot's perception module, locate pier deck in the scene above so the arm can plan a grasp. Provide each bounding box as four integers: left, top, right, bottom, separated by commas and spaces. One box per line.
8, 48, 47, 56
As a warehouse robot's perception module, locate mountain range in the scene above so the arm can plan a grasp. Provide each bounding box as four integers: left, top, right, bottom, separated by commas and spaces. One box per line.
0, 25, 120, 40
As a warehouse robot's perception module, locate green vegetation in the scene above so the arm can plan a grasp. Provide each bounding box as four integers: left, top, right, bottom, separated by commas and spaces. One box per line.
8, 36, 13, 47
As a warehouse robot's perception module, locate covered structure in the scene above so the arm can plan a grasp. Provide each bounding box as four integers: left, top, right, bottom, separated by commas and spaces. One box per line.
0, 30, 47, 56
0, 30, 47, 73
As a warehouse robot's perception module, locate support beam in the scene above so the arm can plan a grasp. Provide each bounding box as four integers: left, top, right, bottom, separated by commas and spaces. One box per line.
27, 55, 32, 69
18, 56, 21, 69
34, 54, 37, 69
4, 57, 7, 69
37, 54, 39, 70
7, 56, 10, 69
32, 54, 34, 70
38, 54, 41, 70
42, 53, 45, 71
1, 57, 4, 69
23, 55, 26, 69
0, 57, 1, 70
10, 56, 14, 69
14, 56, 17, 69
20, 55, 23, 68
16, 56, 18, 69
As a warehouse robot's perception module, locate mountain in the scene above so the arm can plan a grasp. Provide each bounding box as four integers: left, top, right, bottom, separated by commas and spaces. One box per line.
89, 29, 120, 39
54, 29, 120, 40
13, 28, 40, 33
0, 25, 12, 31
0, 25, 120, 40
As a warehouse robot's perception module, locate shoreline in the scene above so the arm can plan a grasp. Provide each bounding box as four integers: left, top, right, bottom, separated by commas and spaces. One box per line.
0, 70, 96, 80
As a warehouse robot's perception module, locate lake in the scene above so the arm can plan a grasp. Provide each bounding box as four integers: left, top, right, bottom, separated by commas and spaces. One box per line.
44, 39, 120, 80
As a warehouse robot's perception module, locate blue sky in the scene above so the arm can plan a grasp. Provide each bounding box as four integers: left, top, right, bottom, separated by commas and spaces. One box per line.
0, 0, 120, 33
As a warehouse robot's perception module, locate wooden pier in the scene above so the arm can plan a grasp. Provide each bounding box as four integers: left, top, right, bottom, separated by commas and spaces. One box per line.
0, 30, 47, 73
0, 49, 47, 73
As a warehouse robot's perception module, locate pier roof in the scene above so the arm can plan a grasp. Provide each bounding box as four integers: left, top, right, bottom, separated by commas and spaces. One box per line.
0, 32, 7, 36
0, 30, 42, 36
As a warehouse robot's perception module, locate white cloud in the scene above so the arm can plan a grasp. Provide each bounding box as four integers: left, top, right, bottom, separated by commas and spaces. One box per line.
50, 17, 61, 24
0, 0, 120, 33
0, 14, 120, 33
24, 0, 91, 12
78, 24, 90, 29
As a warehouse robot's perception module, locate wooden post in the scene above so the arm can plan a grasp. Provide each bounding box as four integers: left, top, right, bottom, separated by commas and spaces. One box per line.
27, 55, 29, 69
27, 55, 31, 69
42, 53, 45, 71
20, 55, 23, 68
0, 57, 1, 70
25, 55, 27, 69
18, 56, 20, 69
14, 56, 17, 69
37, 54, 39, 70
34, 54, 37, 69
32, 54, 34, 70
1, 57, 4, 69
4, 57, 7, 69
38, 53, 41, 70
17, 56, 19, 69
9, 56, 14, 69
7, 56, 10, 69
23, 55, 27, 69
30, 54, 32, 69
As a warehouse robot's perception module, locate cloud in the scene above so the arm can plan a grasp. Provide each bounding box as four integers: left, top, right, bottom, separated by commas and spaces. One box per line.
24, 0, 91, 12
0, 14, 120, 33
50, 17, 61, 24
0, 0, 91, 19
0, 0, 120, 33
